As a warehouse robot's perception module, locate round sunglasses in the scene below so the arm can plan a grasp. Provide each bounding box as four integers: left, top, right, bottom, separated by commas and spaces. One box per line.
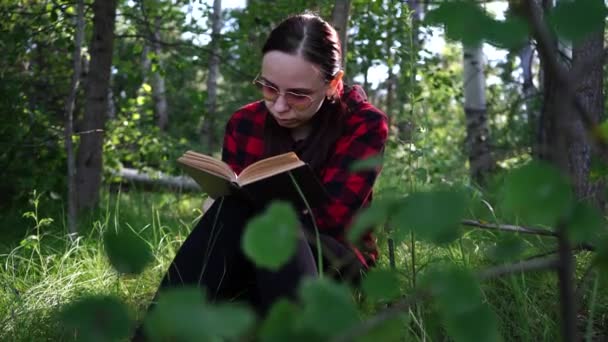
253, 75, 320, 111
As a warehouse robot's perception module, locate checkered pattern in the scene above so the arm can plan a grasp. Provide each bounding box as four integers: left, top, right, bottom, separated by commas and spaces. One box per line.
221, 85, 388, 266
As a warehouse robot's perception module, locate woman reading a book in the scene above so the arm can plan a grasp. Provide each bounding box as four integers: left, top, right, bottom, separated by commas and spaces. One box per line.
136, 13, 388, 335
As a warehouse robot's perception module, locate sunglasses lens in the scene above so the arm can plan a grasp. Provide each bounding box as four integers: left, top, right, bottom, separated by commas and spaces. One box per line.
285, 93, 312, 111
256, 81, 279, 101
254, 79, 312, 111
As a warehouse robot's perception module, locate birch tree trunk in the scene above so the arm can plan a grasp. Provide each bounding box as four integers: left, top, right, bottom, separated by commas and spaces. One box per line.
384, 0, 395, 119
331, 0, 351, 71
151, 17, 168, 131
463, 44, 494, 185
138, 44, 151, 118
75, 0, 117, 210
201, 0, 222, 152
64, 0, 85, 235
519, 43, 538, 138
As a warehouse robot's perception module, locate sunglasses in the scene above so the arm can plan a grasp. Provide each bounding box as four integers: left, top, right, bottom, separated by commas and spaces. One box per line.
253, 75, 318, 111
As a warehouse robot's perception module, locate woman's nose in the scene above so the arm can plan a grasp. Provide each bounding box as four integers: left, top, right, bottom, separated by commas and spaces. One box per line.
272, 94, 290, 112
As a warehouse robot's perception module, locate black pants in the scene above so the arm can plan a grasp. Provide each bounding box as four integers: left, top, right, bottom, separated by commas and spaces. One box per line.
133, 196, 364, 340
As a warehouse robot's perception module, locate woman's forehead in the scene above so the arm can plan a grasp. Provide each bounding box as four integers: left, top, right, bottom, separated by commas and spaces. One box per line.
261, 51, 324, 89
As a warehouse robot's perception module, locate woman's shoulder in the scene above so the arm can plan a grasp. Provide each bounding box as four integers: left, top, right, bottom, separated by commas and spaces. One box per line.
341, 85, 388, 129
227, 101, 267, 126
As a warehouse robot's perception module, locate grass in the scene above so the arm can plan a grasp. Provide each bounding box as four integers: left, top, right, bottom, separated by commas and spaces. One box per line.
0, 189, 202, 341
1, 188, 607, 341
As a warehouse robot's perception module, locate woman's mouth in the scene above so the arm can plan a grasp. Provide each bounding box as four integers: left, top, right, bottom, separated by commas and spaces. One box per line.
275, 117, 295, 126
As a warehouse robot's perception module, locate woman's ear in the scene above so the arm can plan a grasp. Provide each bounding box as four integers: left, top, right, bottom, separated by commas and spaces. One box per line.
326, 70, 344, 98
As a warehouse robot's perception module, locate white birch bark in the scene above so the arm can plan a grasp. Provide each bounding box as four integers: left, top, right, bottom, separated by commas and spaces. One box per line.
152, 17, 168, 131
463, 44, 493, 184
64, 0, 86, 235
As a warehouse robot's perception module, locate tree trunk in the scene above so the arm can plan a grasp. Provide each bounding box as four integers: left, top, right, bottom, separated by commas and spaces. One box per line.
201, 0, 222, 152
384, 0, 394, 119
64, 0, 85, 235
463, 44, 494, 185
152, 17, 168, 131
519, 43, 539, 140
331, 0, 351, 71
571, 29, 604, 202
535, 0, 570, 172
75, 0, 117, 210
407, 0, 422, 48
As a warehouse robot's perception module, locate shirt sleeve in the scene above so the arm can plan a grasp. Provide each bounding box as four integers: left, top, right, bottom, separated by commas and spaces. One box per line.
313, 108, 389, 238
221, 104, 266, 175
221, 116, 243, 174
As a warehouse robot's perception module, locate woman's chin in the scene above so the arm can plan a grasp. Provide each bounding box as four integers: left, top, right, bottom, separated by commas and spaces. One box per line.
276, 119, 299, 128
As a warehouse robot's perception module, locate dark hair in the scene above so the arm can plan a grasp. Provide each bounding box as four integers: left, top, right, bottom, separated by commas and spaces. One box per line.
261, 14, 348, 175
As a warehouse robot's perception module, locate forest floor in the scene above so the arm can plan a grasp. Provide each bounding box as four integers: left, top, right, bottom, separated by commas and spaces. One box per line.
0, 189, 606, 341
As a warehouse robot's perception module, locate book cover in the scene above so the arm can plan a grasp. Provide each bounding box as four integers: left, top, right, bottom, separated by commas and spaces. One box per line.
177, 151, 329, 210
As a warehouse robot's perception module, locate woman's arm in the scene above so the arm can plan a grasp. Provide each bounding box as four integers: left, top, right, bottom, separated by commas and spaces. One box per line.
314, 108, 389, 237
221, 102, 267, 175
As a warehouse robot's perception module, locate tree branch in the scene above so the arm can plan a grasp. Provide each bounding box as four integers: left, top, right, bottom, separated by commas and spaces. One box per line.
461, 219, 596, 252
461, 219, 556, 237
331, 255, 558, 342
477, 255, 558, 280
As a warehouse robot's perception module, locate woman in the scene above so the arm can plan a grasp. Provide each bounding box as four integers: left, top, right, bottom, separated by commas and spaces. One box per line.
138, 13, 388, 336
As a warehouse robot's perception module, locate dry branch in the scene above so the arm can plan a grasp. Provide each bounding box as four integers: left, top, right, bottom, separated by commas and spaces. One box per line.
331, 255, 558, 342
112, 168, 199, 192
461, 219, 556, 236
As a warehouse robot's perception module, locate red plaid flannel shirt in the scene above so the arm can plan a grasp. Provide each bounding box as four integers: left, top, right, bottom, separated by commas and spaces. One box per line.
221, 85, 388, 266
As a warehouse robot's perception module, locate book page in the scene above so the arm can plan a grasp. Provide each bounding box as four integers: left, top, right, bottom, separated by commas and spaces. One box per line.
178, 151, 237, 182
238, 152, 304, 186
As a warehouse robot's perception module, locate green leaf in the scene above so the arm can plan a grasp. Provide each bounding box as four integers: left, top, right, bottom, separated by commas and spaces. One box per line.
348, 197, 398, 243
61, 295, 131, 342
488, 235, 527, 262
425, 1, 492, 46
142, 83, 152, 93
350, 155, 384, 172
565, 202, 605, 243
444, 304, 501, 342
594, 236, 608, 285
549, 0, 608, 42
422, 266, 483, 316
486, 15, 529, 49
590, 155, 608, 181
258, 299, 317, 342
595, 120, 608, 144
500, 160, 574, 227
103, 228, 152, 275
144, 287, 255, 341
355, 314, 407, 342
205, 303, 256, 339
413, 167, 428, 183
391, 188, 468, 244
242, 201, 299, 270
361, 268, 401, 302
297, 278, 360, 337
144, 288, 207, 341
258, 299, 298, 342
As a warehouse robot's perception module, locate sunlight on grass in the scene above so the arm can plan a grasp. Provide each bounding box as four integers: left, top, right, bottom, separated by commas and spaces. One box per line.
0, 189, 202, 341
1, 187, 607, 341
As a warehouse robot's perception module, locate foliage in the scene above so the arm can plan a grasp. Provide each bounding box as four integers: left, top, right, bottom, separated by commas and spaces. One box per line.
3, 0, 608, 341
242, 201, 300, 270
143, 287, 255, 341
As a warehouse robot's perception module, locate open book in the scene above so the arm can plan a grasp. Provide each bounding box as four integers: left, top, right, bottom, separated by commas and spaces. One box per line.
177, 151, 328, 209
